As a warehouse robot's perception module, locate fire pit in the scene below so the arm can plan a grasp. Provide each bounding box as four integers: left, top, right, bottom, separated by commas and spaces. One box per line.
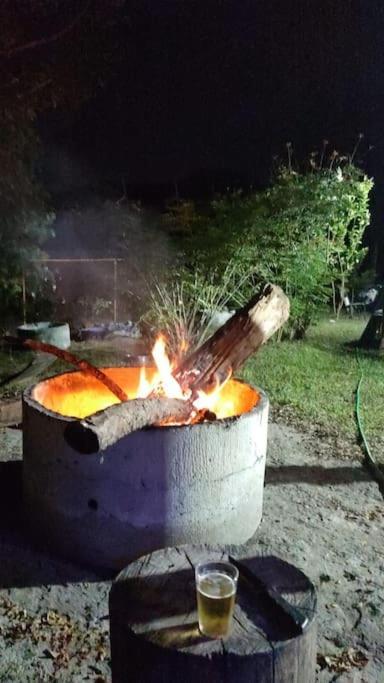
21, 284, 289, 570
23, 365, 268, 570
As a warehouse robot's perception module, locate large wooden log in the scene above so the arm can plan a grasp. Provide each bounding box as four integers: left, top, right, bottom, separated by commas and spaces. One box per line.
64, 282, 289, 452
64, 397, 193, 454
175, 282, 289, 393
109, 544, 317, 683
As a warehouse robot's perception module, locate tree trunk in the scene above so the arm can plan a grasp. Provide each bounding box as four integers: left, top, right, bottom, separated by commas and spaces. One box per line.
336, 276, 346, 319
109, 544, 317, 683
175, 283, 289, 395
331, 281, 337, 316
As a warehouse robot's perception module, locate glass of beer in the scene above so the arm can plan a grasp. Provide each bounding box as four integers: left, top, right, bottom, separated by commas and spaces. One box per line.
195, 560, 239, 638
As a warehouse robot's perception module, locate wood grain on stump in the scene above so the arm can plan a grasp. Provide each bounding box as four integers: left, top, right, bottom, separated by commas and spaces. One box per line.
109, 545, 316, 682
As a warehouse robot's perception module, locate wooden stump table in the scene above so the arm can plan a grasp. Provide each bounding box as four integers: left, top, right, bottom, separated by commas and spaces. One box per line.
109, 545, 317, 682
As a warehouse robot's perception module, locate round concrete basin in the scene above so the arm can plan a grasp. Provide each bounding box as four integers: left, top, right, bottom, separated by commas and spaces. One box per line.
22, 368, 269, 569
17, 322, 70, 349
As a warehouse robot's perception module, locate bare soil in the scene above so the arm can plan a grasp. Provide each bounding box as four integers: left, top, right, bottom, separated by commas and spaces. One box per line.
0, 421, 382, 682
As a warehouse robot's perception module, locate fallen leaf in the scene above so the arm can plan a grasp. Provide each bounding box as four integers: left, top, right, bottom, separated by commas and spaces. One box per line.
317, 648, 369, 673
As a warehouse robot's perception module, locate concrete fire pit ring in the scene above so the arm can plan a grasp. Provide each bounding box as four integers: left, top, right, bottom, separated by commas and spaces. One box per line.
22, 371, 269, 570
17, 321, 71, 349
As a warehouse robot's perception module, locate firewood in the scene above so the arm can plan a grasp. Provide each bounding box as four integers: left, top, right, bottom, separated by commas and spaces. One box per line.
65, 282, 289, 453
16, 283, 288, 454
175, 282, 290, 394
64, 397, 192, 454
4, 336, 128, 402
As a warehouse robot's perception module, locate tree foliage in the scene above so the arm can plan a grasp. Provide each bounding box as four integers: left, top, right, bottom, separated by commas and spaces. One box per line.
165, 155, 373, 338
0, 1, 123, 323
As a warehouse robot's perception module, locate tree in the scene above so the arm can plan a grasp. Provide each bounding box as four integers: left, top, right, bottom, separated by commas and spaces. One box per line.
165, 153, 373, 338
0, 1, 124, 324
323, 165, 372, 316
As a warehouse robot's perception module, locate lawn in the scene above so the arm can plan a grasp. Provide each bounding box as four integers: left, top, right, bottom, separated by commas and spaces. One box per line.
242, 314, 384, 453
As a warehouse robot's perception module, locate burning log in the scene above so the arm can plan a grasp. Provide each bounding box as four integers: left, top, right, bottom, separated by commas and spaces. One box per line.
4, 336, 128, 403
64, 397, 192, 454
11, 283, 288, 454
63, 283, 288, 453
175, 282, 290, 394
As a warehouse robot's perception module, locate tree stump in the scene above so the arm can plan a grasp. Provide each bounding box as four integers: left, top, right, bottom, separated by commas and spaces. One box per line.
358, 288, 384, 351
109, 545, 317, 682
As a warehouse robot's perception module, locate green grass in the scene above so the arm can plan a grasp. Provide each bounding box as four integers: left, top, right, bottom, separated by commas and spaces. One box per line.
241, 315, 384, 447
0, 348, 34, 383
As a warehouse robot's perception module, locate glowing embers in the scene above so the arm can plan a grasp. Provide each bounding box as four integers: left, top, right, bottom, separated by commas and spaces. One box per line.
32, 367, 258, 422
32, 334, 259, 423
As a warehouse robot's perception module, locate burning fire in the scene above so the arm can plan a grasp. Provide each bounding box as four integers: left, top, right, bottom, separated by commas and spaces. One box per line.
137, 334, 233, 423
150, 335, 185, 400
32, 334, 259, 422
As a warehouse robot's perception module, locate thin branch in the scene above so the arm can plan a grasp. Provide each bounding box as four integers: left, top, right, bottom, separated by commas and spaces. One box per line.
0, 1, 92, 59
350, 133, 364, 164
28, 77, 53, 96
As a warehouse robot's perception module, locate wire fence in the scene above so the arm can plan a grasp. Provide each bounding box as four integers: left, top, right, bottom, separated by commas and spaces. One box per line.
22, 258, 141, 325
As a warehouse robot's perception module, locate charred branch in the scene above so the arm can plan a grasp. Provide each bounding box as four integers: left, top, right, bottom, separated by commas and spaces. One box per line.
4, 336, 128, 403
64, 397, 193, 454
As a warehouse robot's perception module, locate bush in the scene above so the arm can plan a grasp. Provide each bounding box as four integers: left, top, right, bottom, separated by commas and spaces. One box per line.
165, 153, 372, 339
142, 264, 250, 358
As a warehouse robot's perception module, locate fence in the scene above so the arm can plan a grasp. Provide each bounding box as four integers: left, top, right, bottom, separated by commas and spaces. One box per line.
22, 258, 132, 325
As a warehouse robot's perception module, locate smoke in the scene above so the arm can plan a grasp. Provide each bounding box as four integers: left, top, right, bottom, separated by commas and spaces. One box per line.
42, 199, 175, 326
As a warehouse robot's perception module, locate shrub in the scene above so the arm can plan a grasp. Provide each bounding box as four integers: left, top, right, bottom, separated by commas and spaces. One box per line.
142, 264, 251, 358
165, 152, 372, 338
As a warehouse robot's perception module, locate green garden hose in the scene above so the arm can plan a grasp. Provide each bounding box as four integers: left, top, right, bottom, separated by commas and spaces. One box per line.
355, 349, 384, 494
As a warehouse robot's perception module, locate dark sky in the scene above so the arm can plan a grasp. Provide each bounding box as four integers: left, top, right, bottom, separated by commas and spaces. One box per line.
43, 1, 384, 216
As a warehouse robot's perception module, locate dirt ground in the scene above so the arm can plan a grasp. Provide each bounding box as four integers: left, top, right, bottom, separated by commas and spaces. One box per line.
0, 421, 382, 683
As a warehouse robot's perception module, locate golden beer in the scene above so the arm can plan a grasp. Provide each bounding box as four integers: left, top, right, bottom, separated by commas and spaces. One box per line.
195, 562, 238, 638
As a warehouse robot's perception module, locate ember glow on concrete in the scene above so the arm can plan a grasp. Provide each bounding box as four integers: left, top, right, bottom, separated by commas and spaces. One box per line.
22, 372, 269, 569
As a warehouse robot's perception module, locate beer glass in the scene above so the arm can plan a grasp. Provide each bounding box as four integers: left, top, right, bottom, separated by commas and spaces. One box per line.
195, 560, 239, 638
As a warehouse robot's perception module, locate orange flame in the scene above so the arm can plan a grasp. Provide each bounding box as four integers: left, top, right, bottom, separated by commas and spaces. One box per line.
32, 334, 259, 423
148, 335, 239, 421
137, 334, 234, 419
137, 365, 154, 398
193, 368, 232, 413
151, 335, 184, 399
180, 337, 189, 354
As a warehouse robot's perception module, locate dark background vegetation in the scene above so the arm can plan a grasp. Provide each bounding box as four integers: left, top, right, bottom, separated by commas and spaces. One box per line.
1, 0, 383, 329
38, 1, 384, 272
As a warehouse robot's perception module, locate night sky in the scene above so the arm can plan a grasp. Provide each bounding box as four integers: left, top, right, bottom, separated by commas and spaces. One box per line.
42, 1, 384, 260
